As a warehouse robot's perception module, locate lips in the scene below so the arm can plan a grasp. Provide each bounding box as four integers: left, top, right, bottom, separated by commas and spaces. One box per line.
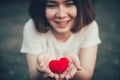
55, 20, 70, 28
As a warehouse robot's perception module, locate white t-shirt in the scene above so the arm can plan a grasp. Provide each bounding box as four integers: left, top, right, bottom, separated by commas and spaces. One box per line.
20, 19, 101, 56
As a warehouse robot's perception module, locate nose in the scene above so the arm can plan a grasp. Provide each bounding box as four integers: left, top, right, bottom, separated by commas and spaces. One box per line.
56, 6, 67, 18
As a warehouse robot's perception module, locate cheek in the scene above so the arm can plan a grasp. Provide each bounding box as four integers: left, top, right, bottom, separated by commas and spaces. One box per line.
68, 7, 77, 18
46, 9, 56, 20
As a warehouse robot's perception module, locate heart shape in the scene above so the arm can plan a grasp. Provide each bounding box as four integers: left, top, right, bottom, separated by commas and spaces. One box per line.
49, 57, 69, 74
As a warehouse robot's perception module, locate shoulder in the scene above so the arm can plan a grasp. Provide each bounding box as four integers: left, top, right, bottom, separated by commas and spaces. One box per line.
77, 20, 97, 32
23, 19, 42, 36
78, 20, 99, 34
24, 19, 35, 32
89, 20, 98, 27
84, 20, 98, 31
23, 19, 46, 40
75, 20, 100, 41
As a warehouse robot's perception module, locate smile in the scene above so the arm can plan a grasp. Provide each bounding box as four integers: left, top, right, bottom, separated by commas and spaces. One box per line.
55, 20, 71, 28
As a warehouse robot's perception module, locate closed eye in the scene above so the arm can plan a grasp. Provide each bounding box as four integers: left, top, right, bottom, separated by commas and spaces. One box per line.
65, 0, 75, 7
46, 1, 57, 8
47, 4, 56, 8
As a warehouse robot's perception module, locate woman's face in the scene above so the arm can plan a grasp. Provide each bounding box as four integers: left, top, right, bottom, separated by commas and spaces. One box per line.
46, 0, 77, 35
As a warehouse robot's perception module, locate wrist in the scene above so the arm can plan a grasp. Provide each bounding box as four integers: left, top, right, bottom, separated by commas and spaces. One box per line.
74, 66, 93, 80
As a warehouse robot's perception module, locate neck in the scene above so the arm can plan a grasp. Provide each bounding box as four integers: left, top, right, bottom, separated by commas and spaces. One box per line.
52, 31, 73, 42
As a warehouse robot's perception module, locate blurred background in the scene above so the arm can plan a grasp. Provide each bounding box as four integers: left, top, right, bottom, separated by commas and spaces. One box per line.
0, 0, 120, 80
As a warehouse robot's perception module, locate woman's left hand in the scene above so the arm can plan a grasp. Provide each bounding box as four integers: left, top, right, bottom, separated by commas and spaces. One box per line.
58, 53, 81, 80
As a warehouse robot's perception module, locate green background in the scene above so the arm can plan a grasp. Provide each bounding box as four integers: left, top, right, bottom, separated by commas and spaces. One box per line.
0, 0, 120, 80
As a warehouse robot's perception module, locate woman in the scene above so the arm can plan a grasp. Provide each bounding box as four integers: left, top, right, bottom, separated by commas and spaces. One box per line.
20, 0, 101, 80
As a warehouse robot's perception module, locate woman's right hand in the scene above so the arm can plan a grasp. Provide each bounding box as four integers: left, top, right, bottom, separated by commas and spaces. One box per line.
36, 52, 55, 78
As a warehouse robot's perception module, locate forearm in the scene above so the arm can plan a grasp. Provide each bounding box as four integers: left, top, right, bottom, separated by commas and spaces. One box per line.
26, 54, 43, 80
75, 45, 98, 80
74, 66, 93, 80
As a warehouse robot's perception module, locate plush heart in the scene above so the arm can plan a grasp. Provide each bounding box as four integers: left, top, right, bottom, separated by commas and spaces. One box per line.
49, 57, 69, 74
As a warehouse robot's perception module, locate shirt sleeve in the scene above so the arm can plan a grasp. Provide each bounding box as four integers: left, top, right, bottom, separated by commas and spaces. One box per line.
20, 19, 44, 54
80, 20, 101, 48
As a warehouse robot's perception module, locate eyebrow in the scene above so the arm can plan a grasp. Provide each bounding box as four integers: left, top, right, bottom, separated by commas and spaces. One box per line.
65, 0, 74, 2
47, 0, 56, 4
47, 0, 56, 2
47, 0, 74, 3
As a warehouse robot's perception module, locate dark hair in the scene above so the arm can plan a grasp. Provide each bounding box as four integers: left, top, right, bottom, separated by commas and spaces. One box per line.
29, 0, 95, 33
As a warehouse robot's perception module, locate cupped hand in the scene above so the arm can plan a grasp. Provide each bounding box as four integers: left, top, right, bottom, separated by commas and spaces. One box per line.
36, 52, 55, 78
60, 52, 81, 79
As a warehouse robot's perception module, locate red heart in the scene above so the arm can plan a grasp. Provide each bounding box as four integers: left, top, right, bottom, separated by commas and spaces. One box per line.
49, 57, 69, 74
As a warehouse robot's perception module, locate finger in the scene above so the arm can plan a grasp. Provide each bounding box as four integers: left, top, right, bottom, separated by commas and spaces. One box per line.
61, 64, 71, 80
65, 74, 71, 80
43, 73, 49, 78
37, 56, 48, 65
38, 57, 51, 72
36, 62, 45, 72
48, 72, 54, 78
37, 64, 51, 74
65, 64, 74, 78
45, 68, 51, 74
63, 53, 81, 69
39, 59, 49, 70
60, 71, 67, 79
38, 66, 46, 72
69, 66, 77, 78
59, 74, 63, 80
71, 55, 81, 70
39, 62, 44, 68
54, 73, 59, 80
43, 72, 54, 78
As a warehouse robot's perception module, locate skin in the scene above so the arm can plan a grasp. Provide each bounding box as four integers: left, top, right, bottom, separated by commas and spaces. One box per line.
46, 0, 77, 42
26, 0, 99, 80
26, 45, 98, 80
44, 0, 78, 79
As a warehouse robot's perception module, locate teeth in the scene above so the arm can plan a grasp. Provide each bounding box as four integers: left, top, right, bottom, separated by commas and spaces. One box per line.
55, 21, 69, 24
54, 20, 70, 27
57, 21, 67, 24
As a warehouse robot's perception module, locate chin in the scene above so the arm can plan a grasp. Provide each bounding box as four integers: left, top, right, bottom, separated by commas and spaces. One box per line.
56, 29, 71, 34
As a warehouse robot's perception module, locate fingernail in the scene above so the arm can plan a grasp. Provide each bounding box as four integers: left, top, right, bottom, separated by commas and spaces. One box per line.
50, 73, 54, 78
77, 66, 81, 70
40, 64, 44, 68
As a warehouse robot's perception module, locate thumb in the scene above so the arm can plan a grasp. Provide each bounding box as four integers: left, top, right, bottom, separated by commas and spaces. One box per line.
71, 55, 81, 70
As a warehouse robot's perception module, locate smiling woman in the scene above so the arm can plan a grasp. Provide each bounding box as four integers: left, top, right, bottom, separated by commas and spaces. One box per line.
20, 0, 101, 80
45, 0, 77, 42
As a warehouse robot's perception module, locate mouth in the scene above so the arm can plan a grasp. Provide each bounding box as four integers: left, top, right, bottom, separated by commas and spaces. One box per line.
55, 20, 71, 28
